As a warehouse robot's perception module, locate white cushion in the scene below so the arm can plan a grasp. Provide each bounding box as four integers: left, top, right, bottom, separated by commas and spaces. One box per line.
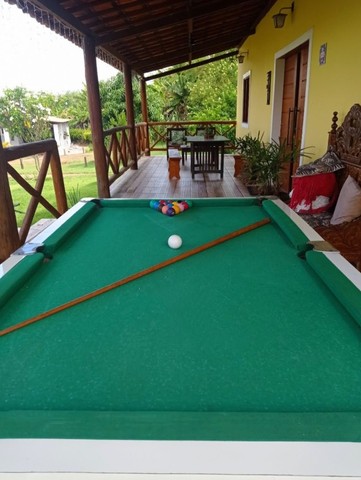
330, 175, 361, 225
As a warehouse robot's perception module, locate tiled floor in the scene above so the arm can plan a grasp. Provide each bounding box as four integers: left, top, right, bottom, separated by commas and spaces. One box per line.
110, 155, 250, 198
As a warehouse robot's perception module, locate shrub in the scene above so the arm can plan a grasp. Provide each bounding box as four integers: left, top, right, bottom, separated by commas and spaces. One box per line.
70, 128, 92, 144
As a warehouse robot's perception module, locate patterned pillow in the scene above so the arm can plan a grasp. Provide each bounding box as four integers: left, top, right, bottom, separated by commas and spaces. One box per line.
330, 175, 361, 225
314, 150, 344, 172
294, 149, 344, 177
294, 163, 319, 176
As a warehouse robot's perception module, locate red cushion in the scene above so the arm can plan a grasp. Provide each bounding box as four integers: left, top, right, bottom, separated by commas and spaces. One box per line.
290, 172, 338, 214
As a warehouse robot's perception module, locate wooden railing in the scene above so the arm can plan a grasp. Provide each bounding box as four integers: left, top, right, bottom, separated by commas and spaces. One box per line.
103, 126, 132, 184
148, 121, 236, 152
0, 139, 68, 263
136, 122, 149, 156
103, 122, 149, 184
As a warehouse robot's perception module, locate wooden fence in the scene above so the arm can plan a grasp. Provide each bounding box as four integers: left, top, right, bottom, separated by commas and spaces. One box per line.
103, 122, 149, 185
0, 139, 68, 263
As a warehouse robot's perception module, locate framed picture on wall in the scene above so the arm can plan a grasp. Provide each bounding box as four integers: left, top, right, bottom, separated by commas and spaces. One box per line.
319, 43, 327, 65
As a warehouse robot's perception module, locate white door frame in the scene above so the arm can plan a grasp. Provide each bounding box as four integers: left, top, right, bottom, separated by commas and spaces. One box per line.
271, 29, 313, 161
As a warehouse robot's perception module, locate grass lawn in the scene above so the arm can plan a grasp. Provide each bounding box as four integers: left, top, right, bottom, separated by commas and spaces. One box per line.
10, 151, 98, 227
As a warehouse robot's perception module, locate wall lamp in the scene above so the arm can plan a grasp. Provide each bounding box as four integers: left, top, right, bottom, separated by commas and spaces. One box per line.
273, 2, 294, 28
237, 50, 248, 64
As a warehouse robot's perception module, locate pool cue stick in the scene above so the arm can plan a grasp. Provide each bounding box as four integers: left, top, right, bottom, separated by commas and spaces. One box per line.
0, 217, 271, 337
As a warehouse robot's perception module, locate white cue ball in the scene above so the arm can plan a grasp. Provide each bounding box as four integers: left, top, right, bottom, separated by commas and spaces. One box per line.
168, 234, 182, 249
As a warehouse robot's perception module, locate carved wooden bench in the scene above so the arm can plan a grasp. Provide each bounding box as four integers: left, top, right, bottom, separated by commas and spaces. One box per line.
300, 105, 361, 271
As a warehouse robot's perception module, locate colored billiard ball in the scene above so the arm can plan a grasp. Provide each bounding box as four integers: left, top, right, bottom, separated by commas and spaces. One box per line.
172, 203, 181, 214
168, 234, 182, 249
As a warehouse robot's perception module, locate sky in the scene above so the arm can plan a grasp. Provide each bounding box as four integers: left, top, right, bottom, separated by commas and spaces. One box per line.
0, 1, 118, 95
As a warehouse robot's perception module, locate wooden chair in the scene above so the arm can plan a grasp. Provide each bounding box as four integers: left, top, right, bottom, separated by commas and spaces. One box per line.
181, 127, 208, 162
167, 128, 189, 165
195, 127, 206, 136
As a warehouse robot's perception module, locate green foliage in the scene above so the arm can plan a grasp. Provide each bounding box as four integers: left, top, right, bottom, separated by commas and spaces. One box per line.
163, 73, 192, 120
99, 74, 142, 129
188, 58, 238, 120
236, 133, 313, 194
62, 90, 90, 129
0, 87, 52, 142
146, 81, 164, 121
234, 133, 265, 184
66, 184, 82, 207
70, 128, 92, 144
147, 57, 238, 122
234, 132, 264, 156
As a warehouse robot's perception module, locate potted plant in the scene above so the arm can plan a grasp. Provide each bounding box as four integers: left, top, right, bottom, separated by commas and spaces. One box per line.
204, 126, 215, 139
234, 134, 312, 195
232, 132, 263, 181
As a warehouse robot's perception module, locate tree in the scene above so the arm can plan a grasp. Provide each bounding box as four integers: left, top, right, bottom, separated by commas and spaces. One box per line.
55, 89, 90, 129
162, 73, 193, 120
0, 87, 52, 142
146, 80, 166, 121
147, 57, 237, 122
99, 73, 142, 130
147, 71, 195, 121
188, 58, 238, 120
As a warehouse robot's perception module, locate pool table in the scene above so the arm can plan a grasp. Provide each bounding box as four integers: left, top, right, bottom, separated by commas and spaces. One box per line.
0, 197, 360, 476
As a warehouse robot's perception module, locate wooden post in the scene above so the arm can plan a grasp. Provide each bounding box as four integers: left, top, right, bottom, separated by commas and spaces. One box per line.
83, 36, 110, 198
49, 144, 68, 214
328, 111, 338, 147
123, 62, 138, 169
140, 77, 150, 155
0, 156, 20, 262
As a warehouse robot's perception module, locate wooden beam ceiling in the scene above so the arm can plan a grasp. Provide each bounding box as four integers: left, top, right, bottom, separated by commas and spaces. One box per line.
5, 0, 277, 77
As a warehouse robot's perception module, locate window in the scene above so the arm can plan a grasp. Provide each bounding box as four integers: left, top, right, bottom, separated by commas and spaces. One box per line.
242, 72, 250, 126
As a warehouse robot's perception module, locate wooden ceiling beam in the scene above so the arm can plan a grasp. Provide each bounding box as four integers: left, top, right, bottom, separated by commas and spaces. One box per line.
115, 20, 252, 55
95, 0, 253, 46
144, 50, 239, 81
116, 26, 252, 73
132, 41, 242, 74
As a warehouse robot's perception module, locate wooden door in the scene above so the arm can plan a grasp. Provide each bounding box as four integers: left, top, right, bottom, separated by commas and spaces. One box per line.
279, 43, 308, 192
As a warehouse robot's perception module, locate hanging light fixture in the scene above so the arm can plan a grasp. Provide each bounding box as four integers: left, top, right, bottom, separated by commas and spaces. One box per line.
273, 2, 294, 28
237, 51, 249, 64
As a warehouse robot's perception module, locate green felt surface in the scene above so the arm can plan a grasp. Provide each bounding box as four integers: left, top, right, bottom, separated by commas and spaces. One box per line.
0, 198, 360, 441
306, 249, 361, 327
1, 411, 361, 441
0, 254, 44, 309
262, 199, 310, 251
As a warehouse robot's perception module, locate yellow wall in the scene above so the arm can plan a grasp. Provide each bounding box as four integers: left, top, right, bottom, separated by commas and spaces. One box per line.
237, 0, 361, 159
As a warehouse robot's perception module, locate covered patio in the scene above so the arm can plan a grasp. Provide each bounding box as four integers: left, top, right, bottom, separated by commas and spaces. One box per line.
1, 0, 277, 260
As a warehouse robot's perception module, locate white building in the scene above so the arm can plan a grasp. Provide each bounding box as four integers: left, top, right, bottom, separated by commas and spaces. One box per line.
0, 126, 21, 146
0, 126, 10, 145
48, 116, 71, 155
